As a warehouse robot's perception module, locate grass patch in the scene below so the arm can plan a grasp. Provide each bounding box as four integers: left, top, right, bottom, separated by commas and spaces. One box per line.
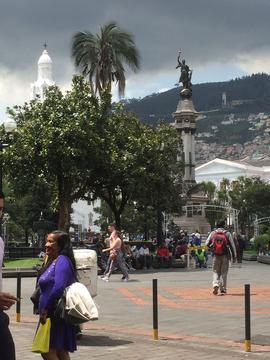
243, 249, 257, 255
3, 258, 43, 269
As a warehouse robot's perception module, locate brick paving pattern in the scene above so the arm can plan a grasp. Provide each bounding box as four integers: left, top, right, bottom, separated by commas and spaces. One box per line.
5, 261, 270, 359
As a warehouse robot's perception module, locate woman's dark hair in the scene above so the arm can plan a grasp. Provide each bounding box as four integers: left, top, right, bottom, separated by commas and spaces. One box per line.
51, 230, 77, 275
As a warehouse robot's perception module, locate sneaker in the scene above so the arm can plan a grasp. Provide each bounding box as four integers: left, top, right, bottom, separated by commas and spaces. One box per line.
213, 286, 219, 295
101, 276, 109, 282
220, 289, 226, 295
122, 277, 129, 282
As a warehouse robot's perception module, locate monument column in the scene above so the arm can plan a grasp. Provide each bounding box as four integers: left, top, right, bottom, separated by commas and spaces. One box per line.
172, 52, 198, 185
171, 52, 210, 235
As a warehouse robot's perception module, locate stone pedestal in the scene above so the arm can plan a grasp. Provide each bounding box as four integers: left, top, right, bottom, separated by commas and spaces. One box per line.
171, 94, 211, 235
172, 98, 198, 184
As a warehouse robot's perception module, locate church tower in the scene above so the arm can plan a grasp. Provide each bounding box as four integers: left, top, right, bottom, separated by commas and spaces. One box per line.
31, 44, 54, 101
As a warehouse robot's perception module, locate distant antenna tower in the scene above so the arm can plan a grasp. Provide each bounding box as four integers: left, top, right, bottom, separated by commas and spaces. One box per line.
222, 92, 227, 108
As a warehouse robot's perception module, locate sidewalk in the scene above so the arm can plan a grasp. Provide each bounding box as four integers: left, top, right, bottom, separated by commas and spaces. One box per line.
6, 261, 270, 359
10, 321, 270, 359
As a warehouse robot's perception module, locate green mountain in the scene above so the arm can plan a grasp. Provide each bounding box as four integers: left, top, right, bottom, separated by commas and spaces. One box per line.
123, 73, 270, 125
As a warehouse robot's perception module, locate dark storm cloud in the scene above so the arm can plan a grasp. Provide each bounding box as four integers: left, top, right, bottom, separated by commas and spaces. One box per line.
0, 0, 270, 81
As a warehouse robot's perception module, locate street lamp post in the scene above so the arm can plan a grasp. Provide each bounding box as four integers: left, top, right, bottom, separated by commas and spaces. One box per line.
0, 114, 17, 235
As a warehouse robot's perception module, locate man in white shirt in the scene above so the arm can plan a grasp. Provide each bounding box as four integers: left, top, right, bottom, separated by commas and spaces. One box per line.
0, 192, 17, 360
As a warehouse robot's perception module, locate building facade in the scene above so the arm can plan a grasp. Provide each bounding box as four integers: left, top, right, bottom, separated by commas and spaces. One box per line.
195, 157, 270, 185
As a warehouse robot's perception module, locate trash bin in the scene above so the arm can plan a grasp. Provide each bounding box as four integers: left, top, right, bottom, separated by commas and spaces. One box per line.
73, 249, 98, 298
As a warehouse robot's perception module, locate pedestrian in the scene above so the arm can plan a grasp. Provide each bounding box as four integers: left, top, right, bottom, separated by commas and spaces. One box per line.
156, 241, 172, 268
0, 191, 18, 360
101, 224, 129, 282
138, 244, 151, 269
36, 230, 77, 359
194, 229, 201, 246
232, 232, 240, 263
237, 233, 246, 263
206, 220, 236, 295
194, 248, 207, 268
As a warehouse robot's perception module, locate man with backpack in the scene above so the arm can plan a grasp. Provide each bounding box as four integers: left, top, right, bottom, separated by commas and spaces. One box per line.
206, 220, 236, 295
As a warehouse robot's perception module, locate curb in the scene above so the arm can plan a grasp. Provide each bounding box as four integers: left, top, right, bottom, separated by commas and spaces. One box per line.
257, 254, 270, 264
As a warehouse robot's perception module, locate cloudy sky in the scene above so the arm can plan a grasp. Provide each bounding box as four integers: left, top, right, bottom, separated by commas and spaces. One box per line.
1, 0, 270, 121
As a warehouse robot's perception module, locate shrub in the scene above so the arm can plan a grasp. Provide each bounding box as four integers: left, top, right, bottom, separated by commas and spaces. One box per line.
254, 234, 270, 252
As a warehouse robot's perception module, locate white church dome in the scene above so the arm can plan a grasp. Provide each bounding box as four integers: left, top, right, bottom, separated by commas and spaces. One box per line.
31, 46, 54, 101
38, 49, 52, 65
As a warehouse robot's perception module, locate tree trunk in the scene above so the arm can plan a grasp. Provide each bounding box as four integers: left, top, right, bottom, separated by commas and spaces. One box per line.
24, 229, 29, 245
57, 175, 73, 233
144, 206, 149, 241
156, 207, 163, 245
113, 210, 121, 229
58, 195, 72, 232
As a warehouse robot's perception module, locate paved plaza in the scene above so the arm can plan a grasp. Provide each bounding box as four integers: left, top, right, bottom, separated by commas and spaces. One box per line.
5, 260, 270, 359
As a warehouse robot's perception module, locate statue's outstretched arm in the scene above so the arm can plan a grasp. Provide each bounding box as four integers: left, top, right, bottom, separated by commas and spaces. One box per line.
176, 51, 182, 68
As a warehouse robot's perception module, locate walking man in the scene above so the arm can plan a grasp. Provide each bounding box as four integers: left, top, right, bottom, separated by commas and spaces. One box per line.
102, 224, 129, 281
206, 219, 236, 295
0, 191, 18, 360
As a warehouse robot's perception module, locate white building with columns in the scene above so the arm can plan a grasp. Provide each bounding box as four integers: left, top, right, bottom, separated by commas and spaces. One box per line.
195, 157, 270, 185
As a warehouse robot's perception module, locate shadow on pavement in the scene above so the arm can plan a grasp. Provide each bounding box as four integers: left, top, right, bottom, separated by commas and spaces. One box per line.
251, 334, 270, 346
77, 334, 133, 347
229, 293, 257, 296
237, 335, 270, 346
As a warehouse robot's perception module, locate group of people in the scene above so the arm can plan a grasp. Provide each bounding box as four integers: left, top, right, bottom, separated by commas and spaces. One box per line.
90, 228, 206, 273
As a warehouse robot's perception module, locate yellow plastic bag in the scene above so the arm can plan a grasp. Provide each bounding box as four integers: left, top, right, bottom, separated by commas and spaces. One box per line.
31, 318, 51, 353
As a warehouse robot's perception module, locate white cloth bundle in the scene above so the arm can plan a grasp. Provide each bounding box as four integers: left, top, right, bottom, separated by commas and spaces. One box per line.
65, 282, 98, 322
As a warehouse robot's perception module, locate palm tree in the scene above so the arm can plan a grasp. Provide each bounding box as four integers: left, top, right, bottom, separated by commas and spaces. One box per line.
71, 21, 140, 97
201, 181, 216, 202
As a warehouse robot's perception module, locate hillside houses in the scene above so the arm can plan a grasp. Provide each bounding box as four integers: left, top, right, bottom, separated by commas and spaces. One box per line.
195, 111, 270, 164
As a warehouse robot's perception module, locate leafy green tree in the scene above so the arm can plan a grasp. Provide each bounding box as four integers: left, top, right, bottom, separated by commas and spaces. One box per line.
94, 200, 157, 240
4, 76, 102, 232
3, 180, 57, 244
216, 176, 270, 235
130, 124, 184, 242
254, 234, 270, 253
71, 21, 140, 97
201, 181, 216, 202
87, 114, 183, 233
4, 76, 183, 236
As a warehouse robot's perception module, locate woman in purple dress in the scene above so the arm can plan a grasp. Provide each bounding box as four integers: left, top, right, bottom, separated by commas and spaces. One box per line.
37, 231, 77, 360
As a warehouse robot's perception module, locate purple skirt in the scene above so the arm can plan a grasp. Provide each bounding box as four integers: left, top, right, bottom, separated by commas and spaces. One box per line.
49, 317, 76, 352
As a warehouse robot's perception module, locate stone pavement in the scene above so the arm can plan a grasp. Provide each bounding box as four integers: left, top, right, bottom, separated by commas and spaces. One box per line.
9, 321, 270, 360
5, 261, 270, 359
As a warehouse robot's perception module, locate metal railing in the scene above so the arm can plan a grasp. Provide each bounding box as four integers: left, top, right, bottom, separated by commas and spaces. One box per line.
2, 269, 37, 322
